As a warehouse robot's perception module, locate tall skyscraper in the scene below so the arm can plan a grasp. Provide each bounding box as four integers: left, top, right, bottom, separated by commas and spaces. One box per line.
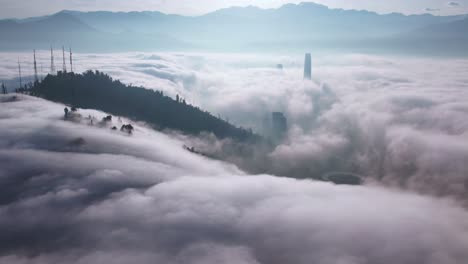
304, 53, 311, 80
271, 112, 287, 142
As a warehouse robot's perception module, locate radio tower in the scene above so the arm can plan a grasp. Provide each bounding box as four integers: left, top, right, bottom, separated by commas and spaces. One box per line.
304, 53, 312, 80
50, 46, 55, 74
40, 62, 44, 80
62, 46, 67, 72
69, 47, 73, 73
18, 58, 23, 89
33, 49, 38, 83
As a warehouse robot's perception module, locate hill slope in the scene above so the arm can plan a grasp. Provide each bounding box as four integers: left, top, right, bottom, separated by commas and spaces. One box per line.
30, 71, 258, 141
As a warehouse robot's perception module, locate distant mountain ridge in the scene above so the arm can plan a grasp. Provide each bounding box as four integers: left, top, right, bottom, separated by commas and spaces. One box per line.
1, 2, 467, 55
381, 16, 468, 56
0, 11, 189, 52
405, 16, 468, 38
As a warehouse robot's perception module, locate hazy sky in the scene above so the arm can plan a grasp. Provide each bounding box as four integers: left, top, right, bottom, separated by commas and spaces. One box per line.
0, 0, 467, 19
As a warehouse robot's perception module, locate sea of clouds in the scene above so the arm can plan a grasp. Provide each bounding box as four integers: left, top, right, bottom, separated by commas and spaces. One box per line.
1, 94, 468, 264
1, 51, 468, 262
2, 51, 468, 201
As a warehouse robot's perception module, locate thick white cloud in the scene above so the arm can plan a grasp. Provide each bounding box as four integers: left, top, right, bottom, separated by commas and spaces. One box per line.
1, 94, 468, 263
2, 52, 468, 204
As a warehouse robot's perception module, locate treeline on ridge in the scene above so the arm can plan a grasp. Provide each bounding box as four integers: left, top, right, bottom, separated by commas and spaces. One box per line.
31, 70, 258, 141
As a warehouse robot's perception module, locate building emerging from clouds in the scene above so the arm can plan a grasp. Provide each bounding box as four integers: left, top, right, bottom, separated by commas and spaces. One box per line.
271, 112, 287, 142
261, 112, 288, 143
304, 53, 311, 80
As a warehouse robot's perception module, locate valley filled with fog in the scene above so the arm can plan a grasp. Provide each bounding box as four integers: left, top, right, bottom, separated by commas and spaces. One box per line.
2, 51, 468, 199
1, 51, 468, 263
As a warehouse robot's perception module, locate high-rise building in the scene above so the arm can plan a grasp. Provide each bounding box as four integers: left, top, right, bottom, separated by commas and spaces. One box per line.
304, 53, 311, 80
271, 112, 287, 142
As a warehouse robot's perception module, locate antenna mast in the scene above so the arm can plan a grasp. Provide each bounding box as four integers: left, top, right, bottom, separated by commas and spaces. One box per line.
304, 53, 312, 80
33, 49, 38, 83
50, 46, 55, 74
18, 58, 23, 89
40, 62, 43, 80
62, 46, 67, 72
69, 47, 73, 73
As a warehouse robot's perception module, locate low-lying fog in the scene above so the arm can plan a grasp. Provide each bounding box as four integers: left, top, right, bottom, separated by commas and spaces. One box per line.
1, 51, 468, 263
2, 51, 468, 202
1, 94, 468, 264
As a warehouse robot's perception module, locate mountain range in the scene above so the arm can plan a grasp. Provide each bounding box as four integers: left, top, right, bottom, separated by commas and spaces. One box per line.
1, 2, 467, 55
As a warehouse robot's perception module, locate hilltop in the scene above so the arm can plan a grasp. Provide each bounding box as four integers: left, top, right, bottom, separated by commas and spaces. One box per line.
30, 71, 258, 141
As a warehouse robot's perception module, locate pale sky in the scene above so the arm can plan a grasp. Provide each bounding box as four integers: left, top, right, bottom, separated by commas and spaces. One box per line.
0, 0, 467, 19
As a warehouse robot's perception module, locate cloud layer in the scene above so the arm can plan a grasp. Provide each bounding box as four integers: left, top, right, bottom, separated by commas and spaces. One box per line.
2, 52, 468, 204
1, 94, 468, 263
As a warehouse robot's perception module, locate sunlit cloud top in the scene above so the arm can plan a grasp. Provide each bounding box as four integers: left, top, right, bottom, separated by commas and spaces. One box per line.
1, 0, 467, 19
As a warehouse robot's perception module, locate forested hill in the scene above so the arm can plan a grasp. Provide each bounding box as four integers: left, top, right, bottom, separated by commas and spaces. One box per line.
31, 71, 258, 141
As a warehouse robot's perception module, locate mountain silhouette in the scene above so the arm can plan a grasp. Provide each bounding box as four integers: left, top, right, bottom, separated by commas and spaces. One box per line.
0, 2, 467, 54
0, 11, 189, 51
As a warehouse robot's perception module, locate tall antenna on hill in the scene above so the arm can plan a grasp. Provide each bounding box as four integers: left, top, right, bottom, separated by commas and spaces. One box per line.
33, 49, 38, 83
40, 62, 44, 80
50, 46, 55, 74
69, 47, 73, 73
304, 53, 312, 80
18, 58, 22, 89
62, 46, 67, 72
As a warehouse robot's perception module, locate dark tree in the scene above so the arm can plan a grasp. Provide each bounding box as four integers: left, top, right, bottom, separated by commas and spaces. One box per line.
120, 124, 134, 134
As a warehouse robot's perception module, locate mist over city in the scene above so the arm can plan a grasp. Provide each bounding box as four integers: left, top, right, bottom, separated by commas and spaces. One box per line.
1, 1, 468, 264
